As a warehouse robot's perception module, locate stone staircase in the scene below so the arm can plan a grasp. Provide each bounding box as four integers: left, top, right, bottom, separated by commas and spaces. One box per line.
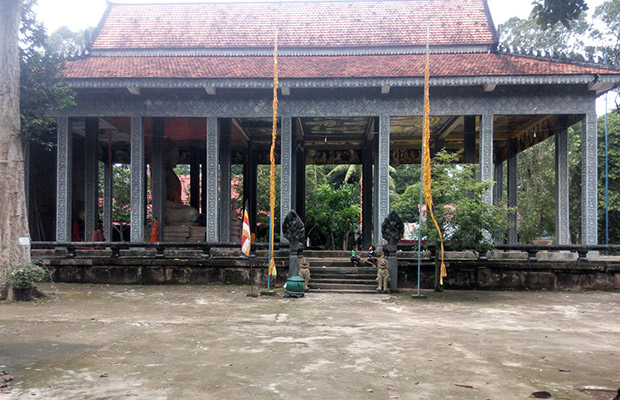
305, 251, 378, 294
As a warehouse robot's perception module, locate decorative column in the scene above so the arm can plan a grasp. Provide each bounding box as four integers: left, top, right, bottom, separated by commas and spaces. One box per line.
219, 118, 232, 242
55, 117, 72, 241
247, 142, 258, 237
295, 146, 306, 224
205, 116, 219, 241
103, 142, 113, 242
84, 118, 99, 240
280, 116, 294, 242
151, 117, 165, 241
479, 113, 494, 205
493, 150, 504, 245
581, 112, 598, 246
374, 115, 390, 246
555, 116, 570, 245
130, 116, 145, 242
464, 115, 476, 164
362, 142, 373, 248
507, 138, 518, 244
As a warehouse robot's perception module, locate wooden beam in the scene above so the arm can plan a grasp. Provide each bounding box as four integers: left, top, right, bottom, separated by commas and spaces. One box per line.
437, 116, 462, 140
509, 115, 552, 139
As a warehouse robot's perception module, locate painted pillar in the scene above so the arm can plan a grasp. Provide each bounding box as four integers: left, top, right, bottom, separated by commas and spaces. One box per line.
190, 147, 200, 211
130, 116, 145, 242
295, 146, 306, 224
493, 150, 504, 245
55, 117, 72, 241
280, 116, 293, 242
555, 115, 570, 245
103, 146, 113, 242
480, 113, 494, 205
581, 112, 598, 246
219, 118, 232, 242
248, 143, 258, 237
507, 138, 518, 244
362, 142, 373, 248
84, 118, 99, 240
205, 116, 219, 241
464, 115, 476, 164
374, 115, 390, 247
151, 117, 165, 241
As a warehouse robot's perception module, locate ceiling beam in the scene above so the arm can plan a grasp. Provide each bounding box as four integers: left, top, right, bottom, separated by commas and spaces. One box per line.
281, 86, 290, 96
381, 85, 391, 94
127, 87, 140, 95
232, 118, 249, 142
483, 83, 496, 92
204, 86, 216, 95
436, 116, 463, 140
509, 115, 552, 139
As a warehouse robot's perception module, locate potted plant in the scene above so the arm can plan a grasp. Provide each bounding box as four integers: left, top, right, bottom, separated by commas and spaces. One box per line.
2, 261, 48, 301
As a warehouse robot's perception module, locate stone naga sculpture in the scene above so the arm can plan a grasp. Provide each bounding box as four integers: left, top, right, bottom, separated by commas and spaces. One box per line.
381, 210, 404, 291
376, 256, 390, 292
282, 210, 305, 277
298, 257, 311, 291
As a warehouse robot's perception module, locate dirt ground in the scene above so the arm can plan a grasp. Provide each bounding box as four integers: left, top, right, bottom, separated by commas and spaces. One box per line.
1, 283, 619, 400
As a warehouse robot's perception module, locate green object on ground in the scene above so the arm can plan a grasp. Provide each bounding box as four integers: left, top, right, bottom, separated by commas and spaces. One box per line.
284, 276, 306, 298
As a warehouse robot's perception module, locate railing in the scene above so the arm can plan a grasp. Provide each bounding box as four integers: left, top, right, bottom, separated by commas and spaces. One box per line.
31, 241, 288, 259
396, 243, 620, 262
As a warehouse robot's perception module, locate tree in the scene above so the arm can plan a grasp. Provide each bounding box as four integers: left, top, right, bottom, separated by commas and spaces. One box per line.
531, 0, 589, 29
598, 110, 620, 243
499, 15, 590, 54
392, 151, 511, 253
0, 0, 30, 276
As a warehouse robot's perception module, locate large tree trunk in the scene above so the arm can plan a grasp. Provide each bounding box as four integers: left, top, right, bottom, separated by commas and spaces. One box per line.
0, 0, 30, 276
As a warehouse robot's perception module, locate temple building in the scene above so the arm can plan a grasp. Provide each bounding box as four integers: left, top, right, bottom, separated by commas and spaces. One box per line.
32, 0, 620, 246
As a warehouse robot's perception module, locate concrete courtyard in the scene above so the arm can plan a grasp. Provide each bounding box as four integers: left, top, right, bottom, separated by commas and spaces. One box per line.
1, 283, 619, 400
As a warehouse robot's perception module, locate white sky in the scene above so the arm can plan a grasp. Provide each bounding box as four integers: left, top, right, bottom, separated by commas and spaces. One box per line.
35, 0, 614, 114
35, 0, 608, 32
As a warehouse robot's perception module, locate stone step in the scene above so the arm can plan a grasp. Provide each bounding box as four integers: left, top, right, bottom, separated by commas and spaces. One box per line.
310, 266, 376, 274
311, 273, 376, 280
307, 288, 380, 294
309, 282, 377, 291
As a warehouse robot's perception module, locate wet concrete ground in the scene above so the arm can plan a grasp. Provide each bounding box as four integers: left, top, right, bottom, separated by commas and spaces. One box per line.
1, 283, 619, 400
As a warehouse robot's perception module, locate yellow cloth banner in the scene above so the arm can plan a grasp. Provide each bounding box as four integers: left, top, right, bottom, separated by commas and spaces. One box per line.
268, 30, 278, 277
422, 29, 447, 285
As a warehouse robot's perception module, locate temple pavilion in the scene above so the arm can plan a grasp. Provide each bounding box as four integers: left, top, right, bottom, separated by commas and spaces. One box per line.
31, 0, 620, 247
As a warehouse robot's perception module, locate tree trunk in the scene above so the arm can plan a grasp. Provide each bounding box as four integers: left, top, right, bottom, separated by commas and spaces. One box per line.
0, 0, 30, 276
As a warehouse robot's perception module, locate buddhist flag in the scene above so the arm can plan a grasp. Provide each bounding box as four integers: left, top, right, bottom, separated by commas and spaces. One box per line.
421, 26, 447, 284
241, 203, 251, 256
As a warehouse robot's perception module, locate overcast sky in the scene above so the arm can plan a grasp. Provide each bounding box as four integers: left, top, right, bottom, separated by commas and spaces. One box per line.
35, 0, 607, 32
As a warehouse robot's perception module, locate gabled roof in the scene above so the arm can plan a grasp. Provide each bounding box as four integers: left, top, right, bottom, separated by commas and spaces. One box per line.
91, 0, 497, 52
65, 53, 618, 80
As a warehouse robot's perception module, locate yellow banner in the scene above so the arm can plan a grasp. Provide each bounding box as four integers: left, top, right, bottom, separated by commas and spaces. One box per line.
268, 30, 278, 277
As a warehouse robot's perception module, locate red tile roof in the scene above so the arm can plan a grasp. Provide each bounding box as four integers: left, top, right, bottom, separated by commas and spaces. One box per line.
92, 0, 496, 50
65, 53, 618, 80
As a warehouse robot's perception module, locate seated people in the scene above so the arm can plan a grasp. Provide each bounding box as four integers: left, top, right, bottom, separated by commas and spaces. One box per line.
366, 245, 378, 267
350, 249, 361, 266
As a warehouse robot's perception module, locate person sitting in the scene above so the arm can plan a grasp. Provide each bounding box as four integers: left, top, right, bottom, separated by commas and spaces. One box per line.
366, 245, 378, 267
350, 249, 361, 266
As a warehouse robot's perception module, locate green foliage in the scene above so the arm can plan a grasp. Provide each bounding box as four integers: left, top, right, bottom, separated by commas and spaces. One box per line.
531, 0, 589, 29
305, 182, 360, 250
2, 261, 48, 289
46, 26, 92, 58
20, 0, 75, 146
499, 15, 590, 54
598, 110, 620, 243
516, 139, 557, 243
393, 151, 511, 253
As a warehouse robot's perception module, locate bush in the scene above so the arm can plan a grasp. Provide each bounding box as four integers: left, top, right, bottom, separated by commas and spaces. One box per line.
2, 261, 48, 289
